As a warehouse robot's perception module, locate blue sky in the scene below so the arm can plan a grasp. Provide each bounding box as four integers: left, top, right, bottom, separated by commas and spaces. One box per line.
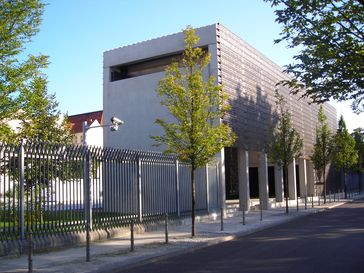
25, 0, 362, 132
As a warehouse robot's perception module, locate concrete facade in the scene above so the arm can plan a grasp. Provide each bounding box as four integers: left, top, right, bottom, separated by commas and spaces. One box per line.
103, 24, 337, 210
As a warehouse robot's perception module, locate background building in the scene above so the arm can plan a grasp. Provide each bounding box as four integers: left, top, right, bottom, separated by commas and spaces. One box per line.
68, 110, 103, 146
103, 24, 337, 209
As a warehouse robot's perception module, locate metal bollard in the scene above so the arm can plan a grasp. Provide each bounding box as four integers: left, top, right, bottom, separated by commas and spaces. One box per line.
329, 191, 331, 203
296, 197, 299, 212
312, 195, 314, 208
220, 207, 224, 231
305, 196, 307, 210
260, 204, 263, 221
130, 220, 134, 252
28, 231, 33, 273
86, 222, 90, 262
165, 213, 169, 244
242, 205, 246, 226
318, 195, 321, 206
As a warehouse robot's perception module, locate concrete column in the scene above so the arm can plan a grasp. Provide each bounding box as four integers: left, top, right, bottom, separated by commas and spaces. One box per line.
258, 152, 269, 210
288, 158, 297, 200
274, 165, 284, 202
306, 161, 315, 196
238, 149, 250, 211
298, 158, 308, 197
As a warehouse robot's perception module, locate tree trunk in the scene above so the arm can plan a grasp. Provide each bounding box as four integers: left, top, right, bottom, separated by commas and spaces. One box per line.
283, 165, 289, 214
191, 167, 196, 237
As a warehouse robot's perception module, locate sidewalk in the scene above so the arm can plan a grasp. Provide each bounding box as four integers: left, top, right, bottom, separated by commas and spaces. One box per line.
0, 196, 361, 273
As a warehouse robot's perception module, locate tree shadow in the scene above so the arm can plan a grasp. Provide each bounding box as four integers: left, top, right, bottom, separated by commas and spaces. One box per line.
224, 82, 279, 199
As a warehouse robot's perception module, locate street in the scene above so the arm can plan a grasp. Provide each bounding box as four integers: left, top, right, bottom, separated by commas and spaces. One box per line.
114, 200, 364, 273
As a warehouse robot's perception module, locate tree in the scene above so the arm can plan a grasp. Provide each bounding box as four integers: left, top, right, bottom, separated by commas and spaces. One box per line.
352, 127, 364, 192
0, 0, 70, 143
265, 0, 364, 113
310, 105, 333, 203
332, 116, 358, 197
269, 90, 303, 213
18, 76, 72, 143
153, 26, 236, 236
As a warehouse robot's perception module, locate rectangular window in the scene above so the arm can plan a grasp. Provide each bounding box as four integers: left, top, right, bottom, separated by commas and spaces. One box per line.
110, 47, 208, 82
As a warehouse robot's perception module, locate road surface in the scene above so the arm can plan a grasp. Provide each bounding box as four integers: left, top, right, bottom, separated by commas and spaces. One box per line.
112, 200, 364, 273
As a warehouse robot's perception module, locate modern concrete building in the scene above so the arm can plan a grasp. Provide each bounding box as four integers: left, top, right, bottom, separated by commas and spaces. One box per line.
103, 24, 337, 210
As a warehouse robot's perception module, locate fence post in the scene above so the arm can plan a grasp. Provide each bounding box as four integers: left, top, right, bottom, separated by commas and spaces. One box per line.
18, 140, 25, 242
137, 156, 143, 222
175, 160, 180, 217
205, 163, 209, 213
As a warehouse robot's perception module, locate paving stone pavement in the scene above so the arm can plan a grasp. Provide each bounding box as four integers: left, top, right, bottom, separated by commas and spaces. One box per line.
0, 195, 361, 273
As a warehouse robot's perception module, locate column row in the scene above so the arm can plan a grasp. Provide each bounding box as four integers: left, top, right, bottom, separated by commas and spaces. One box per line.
237, 149, 315, 210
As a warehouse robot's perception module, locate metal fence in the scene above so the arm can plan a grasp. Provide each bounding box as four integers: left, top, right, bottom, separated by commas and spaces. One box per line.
0, 142, 220, 242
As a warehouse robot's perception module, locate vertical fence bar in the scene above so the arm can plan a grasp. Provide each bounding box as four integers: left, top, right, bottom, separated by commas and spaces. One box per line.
18, 141, 25, 241
137, 156, 142, 222
84, 148, 92, 230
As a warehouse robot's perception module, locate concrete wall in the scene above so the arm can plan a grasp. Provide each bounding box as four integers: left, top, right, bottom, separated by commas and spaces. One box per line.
103, 25, 218, 150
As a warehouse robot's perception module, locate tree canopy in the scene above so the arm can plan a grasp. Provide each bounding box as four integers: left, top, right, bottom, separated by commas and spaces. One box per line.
332, 115, 358, 172
0, 0, 70, 143
310, 105, 333, 202
265, 0, 364, 113
269, 90, 303, 213
352, 127, 364, 173
153, 26, 236, 235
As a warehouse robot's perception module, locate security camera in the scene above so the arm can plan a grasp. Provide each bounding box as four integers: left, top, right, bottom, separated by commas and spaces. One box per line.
111, 116, 124, 125
110, 124, 118, 131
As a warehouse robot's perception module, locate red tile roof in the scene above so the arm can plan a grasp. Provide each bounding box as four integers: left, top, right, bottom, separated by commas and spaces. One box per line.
68, 110, 103, 134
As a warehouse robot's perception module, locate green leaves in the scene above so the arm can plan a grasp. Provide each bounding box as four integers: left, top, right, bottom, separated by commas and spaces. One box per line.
268, 90, 303, 168
0, 0, 70, 143
153, 26, 236, 168
332, 115, 358, 171
310, 105, 333, 193
265, 0, 364, 113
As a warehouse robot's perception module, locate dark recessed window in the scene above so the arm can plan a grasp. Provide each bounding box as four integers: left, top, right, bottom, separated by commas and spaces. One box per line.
110, 47, 208, 82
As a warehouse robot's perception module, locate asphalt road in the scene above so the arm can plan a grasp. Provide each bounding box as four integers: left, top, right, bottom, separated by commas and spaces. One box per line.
113, 200, 364, 273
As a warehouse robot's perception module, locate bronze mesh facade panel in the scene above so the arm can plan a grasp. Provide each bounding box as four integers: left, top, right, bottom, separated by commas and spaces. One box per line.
216, 24, 337, 157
